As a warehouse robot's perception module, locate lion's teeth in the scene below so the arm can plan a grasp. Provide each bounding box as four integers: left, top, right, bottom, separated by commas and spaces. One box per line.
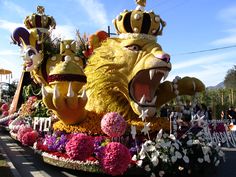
163, 72, 169, 80
139, 95, 146, 104
149, 69, 155, 80
42, 85, 48, 97
67, 82, 74, 97
150, 96, 157, 105
81, 88, 87, 100
53, 84, 60, 98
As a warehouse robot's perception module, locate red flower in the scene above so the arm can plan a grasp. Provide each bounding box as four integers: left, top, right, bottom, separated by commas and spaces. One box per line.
1, 103, 9, 111
65, 133, 94, 161
21, 131, 38, 146
2, 111, 9, 117
99, 142, 131, 176
17, 125, 33, 142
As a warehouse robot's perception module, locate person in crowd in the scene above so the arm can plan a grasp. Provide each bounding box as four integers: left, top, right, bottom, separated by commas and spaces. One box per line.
160, 104, 170, 118
182, 99, 192, 122
196, 103, 208, 120
207, 107, 212, 120
227, 106, 236, 124
221, 110, 226, 120
194, 103, 201, 115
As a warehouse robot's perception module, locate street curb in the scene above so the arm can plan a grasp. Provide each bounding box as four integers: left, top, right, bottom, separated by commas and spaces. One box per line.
0, 139, 21, 177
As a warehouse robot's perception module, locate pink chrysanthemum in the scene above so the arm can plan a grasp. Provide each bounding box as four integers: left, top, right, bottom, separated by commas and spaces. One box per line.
99, 142, 131, 176
21, 131, 38, 146
1, 103, 9, 111
17, 125, 33, 142
2, 111, 9, 117
101, 112, 127, 138
65, 133, 94, 161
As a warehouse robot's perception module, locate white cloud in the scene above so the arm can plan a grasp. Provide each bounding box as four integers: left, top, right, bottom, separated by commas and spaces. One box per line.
0, 49, 19, 56
51, 25, 77, 40
211, 5, 236, 46
211, 33, 236, 46
173, 51, 235, 70
75, 0, 108, 29
168, 50, 236, 86
2, 0, 29, 17
219, 5, 236, 24
0, 19, 22, 32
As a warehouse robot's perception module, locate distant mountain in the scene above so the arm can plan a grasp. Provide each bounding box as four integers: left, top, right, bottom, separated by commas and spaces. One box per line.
207, 81, 225, 90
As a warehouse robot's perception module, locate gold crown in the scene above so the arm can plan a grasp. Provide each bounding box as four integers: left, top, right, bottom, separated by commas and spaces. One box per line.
113, 0, 166, 38
24, 6, 56, 30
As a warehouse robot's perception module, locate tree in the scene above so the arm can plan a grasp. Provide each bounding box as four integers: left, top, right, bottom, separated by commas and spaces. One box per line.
224, 65, 236, 89
0, 81, 18, 103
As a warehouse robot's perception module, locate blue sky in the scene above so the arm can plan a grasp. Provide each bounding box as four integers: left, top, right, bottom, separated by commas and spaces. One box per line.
0, 0, 235, 86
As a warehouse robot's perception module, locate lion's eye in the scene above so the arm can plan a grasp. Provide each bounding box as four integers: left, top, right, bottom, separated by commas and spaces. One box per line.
126, 44, 141, 51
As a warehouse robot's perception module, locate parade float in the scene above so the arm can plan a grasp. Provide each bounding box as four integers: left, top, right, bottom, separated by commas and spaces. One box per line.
4, 0, 229, 176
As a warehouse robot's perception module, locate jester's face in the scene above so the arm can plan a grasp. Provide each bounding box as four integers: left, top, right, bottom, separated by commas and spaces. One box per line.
22, 46, 42, 71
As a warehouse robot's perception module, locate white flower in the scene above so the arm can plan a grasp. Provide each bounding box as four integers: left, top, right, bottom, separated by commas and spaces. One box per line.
169, 134, 176, 141
152, 150, 160, 157
151, 155, 159, 166
171, 155, 177, 163
132, 155, 137, 161
178, 166, 184, 171
155, 129, 163, 142
193, 139, 200, 144
215, 160, 220, 166
175, 151, 182, 159
204, 154, 211, 163
160, 141, 171, 148
183, 155, 189, 163
173, 142, 179, 150
145, 164, 151, 171
139, 145, 146, 159
159, 171, 165, 177
170, 146, 175, 153
131, 125, 137, 139
137, 160, 143, 167
160, 154, 168, 162
196, 131, 203, 137
150, 172, 156, 177
163, 133, 168, 138
144, 140, 156, 152
147, 145, 156, 152
182, 149, 187, 155
197, 158, 204, 163
140, 153, 146, 160
202, 146, 210, 155
218, 150, 224, 157
187, 140, 193, 146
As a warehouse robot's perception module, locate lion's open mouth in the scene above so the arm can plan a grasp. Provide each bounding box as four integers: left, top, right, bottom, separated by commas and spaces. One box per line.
129, 67, 170, 107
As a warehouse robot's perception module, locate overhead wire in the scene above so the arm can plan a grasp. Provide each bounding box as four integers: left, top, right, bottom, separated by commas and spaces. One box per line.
172, 44, 236, 56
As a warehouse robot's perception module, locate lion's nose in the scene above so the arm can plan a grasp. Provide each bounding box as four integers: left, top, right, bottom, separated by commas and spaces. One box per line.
155, 53, 170, 63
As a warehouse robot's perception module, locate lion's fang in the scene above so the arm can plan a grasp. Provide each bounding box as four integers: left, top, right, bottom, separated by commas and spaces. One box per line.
53, 84, 60, 98
139, 95, 146, 104
163, 72, 169, 80
149, 69, 155, 80
42, 85, 48, 97
81, 88, 87, 100
67, 82, 74, 97
150, 96, 157, 105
